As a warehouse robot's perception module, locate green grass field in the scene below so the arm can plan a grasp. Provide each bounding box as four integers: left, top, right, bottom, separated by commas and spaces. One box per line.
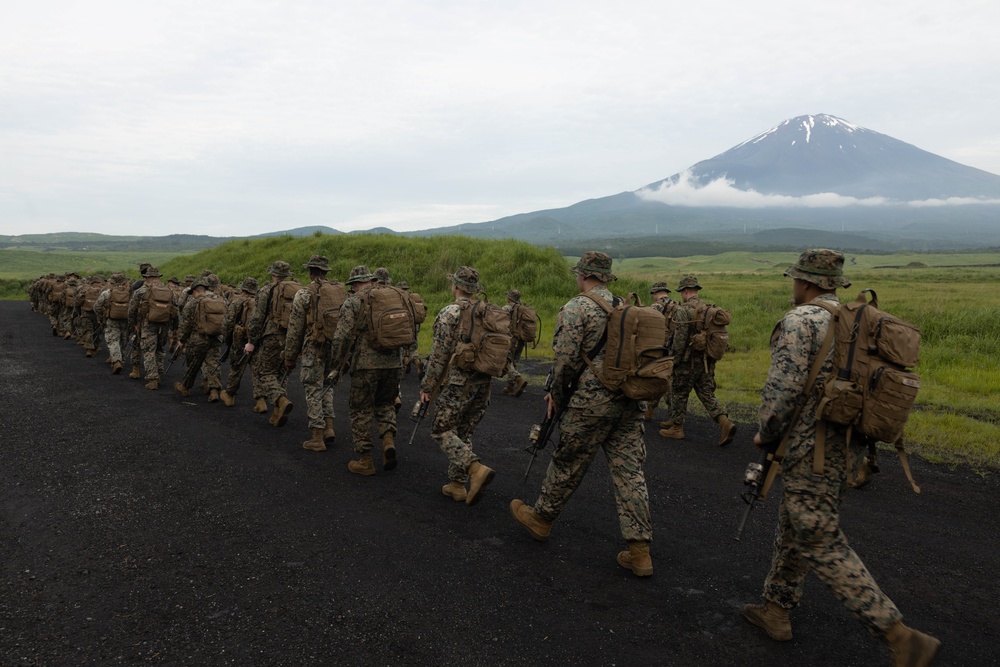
7, 238, 999, 468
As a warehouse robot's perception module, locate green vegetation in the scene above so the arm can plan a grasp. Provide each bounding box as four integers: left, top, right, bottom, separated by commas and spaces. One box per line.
0, 249, 196, 281
9, 235, 999, 467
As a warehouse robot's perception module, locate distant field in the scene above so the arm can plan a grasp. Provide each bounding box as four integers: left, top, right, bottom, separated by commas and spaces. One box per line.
0, 248, 194, 280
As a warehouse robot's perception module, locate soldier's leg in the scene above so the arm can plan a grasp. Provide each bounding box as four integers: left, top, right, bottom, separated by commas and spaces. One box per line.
181, 338, 209, 389
430, 382, 478, 483
534, 409, 613, 522
348, 369, 377, 454
300, 345, 326, 429
320, 345, 336, 422
225, 358, 245, 395
692, 359, 726, 420
603, 408, 652, 542
454, 380, 491, 443
257, 334, 285, 404
373, 368, 401, 438
203, 343, 222, 390
105, 321, 123, 363
141, 325, 160, 381
669, 366, 693, 425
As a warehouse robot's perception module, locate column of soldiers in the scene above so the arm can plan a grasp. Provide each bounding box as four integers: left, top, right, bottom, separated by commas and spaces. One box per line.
26, 248, 940, 667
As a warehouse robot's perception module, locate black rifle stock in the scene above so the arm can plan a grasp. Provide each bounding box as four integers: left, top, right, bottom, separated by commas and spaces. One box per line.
523, 370, 559, 481
734, 444, 779, 541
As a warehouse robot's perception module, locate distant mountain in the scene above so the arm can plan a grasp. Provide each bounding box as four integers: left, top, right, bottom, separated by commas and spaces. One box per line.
420, 114, 1000, 248
249, 226, 342, 238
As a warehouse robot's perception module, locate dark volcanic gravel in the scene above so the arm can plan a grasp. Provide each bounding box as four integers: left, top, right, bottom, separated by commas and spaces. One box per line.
1, 301, 995, 666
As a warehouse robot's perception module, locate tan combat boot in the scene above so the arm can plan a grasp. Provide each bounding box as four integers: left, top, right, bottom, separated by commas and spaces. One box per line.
644, 403, 656, 421
85, 349, 95, 358
145, 380, 159, 390
253, 397, 268, 413
466, 461, 495, 505
883, 621, 941, 667
512, 376, 528, 397
271, 396, 293, 427
500, 385, 513, 396
129, 368, 141, 380
348, 453, 376, 476
174, 381, 190, 397
323, 417, 335, 444
442, 481, 467, 502
111, 361, 122, 375
717, 414, 737, 447
659, 419, 674, 430
208, 389, 220, 403
382, 432, 397, 471
509, 499, 552, 541
303, 428, 327, 452
616, 540, 653, 577
741, 601, 792, 641
220, 390, 235, 407
659, 424, 685, 440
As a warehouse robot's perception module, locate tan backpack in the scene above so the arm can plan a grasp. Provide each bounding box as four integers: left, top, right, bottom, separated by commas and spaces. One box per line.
196, 293, 227, 336
49, 282, 65, 304
145, 284, 175, 323
269, 280, 305, 330
364, 284, 417, 351
580, 292, 673, 401
509, 303, 539, 345
63, 284, 78, 308
308, 280, 349, 344
689, 301, 732, 361
108, 285, 131, 320
408, 291, 428, 325
82, 285, 102, 313
453, 298, 512, 377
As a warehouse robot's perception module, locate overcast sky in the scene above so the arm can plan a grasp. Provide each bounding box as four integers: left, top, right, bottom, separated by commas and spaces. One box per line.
2, 0, 999, 237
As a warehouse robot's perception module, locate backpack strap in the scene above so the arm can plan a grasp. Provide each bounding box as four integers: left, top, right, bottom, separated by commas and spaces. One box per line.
577, 291, 621, 389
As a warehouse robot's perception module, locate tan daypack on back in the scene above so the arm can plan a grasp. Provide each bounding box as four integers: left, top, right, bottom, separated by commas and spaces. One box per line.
270, 280, 305, 330
196, 293, 227, 336
408, 291, 427, 326
308, 280, 349, 344
365, 284, 417, 351
690, 301, 732, 361
580, 292, 673, 401
146, 284, 175, 323
453, 298, 512, 377
509, 303, 539, 345
82, 285, 102, 313
108, 285, 131, 320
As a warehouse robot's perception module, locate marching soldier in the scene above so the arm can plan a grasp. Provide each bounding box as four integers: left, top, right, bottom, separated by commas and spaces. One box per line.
220, 277, 262, 409
645, 281, 676, 420
95, 273, 131, 375
127, 266, 177, 390
501, 289, 529, 397
244, 261, 297, 427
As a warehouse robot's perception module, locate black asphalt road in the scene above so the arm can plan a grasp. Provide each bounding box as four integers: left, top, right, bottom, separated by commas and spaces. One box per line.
1, 301, 995, 666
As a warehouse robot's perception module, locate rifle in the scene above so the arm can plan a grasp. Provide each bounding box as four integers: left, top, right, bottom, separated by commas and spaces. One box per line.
220, 343, 231, 363
523, 370, 559, 481
407, 355, 451, 445
91, 321, 103, 350
163, 345, 182, 375
734, 444, 778, 541
124, 331, 138, 358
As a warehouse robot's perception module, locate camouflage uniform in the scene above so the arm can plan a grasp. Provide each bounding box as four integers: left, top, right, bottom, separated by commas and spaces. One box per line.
396, 281, 422, 374
95, 274, 130, 371
245, 262, 298, 410
176, 280, 223, 395
501, 289, 528, 395
221, 278, 261, 401
645, 281, 675, 419
513, 253, 652, 569
127, 267, 176, 386
47, 275, 66, 334
328, 266, 403, 460
668, 276, 727, 425
750, 250, 904, 639
60, 276, 80, 338
284, 258, 339, 432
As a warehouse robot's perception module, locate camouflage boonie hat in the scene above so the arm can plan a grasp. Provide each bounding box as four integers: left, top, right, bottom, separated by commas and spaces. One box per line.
110, 273, 127, 284
448, 266, 482, 293
347, 265, 374, 284
66, 271, 80, 278
145, 266, 163, 278
395, 281, 410, 291
303, 254, 331, 272
505, 289, 521, 303
649, 281, 671, 295
240, 277, 259, 293
784, 248, 852, 290
91, 275, 105, 283
191, 277, 210, 291
374, 267, 391, 284
138, 262, 151, 276
167, 276, 180, 284
676, 275, 702, 291
268, 261, 292, 278
184, 274, 196, 284
206, 274, 221, 290
570, 251, 617, 282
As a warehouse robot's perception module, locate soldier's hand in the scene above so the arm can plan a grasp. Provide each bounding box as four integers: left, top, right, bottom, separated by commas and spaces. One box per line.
544, 392, 555, 420
753, 432, 763, 449
419, 391, 431, 404
244, 342, 255, 355
284, 359, 296, 370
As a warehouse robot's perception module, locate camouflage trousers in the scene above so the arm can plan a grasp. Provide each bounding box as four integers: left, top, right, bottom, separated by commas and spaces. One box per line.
348, 367, 401, 453
534, 401, 652, 543
762, 489, 902, 637
181, 333, 221, 391
140, 322, 170, 381
225, 350, 263, 399
104, 319, 129, 363
669, 354, 725, 424
251, 333, 289, 403
79, 314, 99, 352
504, 340, 525, 389
59, 308, 74, 336
299, 340, 335, 429
130, 328, 142, 372
48, 305, 61, 332
430, 376, 491, 483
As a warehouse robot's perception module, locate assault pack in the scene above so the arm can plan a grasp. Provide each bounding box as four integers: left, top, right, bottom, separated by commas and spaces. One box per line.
689, 301, 732, 361
454, 298, 512, 377
108, 285, 131, 320
195, 293, 227, 336
270, 279, 305, 330
580, 292, 673, 401
308, 280, 349, 344
82, 285, 102, 313
408, 290, 427, 326
145, 284, 176, 324
509, 302, 539, 345
364, 284, 418, 351
812, 289, 922, 491
63, 283, 78, 308
49, 281, 65, 304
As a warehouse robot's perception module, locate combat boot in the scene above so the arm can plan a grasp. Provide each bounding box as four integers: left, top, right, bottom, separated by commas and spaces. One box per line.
512, 376, 528, 397
145, 380, 159, 390
323, 417, 335, 444
616, 540, 653, 577
501, 385, 513, 396
883, 621, 941, 667
509, 499, 552, 541
659, 419, 675, 429
208, 389, 220, 403
382, 432, 397, 471
348, 453, 376, 476
129, 368, 141, 380
442, 481, 467, 502
85, 349, 95, 358
848, 457, 873, 489
303, 428, 327, 452
741, 601, 792, 642
644, 403, 656, 421
270, 396, 293, 427
52, 327, 59, 336
717, 414, 736, 447
220, 390, 235, 407
253, 397, 268, 413
174, 381, 190, 397
111, 361, 122, 375
659, 424, 685, 440
466, 461, 495, 505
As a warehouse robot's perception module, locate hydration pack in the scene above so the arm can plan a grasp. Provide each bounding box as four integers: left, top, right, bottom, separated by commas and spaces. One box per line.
690, 301, 732, 361
509, 303, 539, 345
145, 284, 175, 324
270, 280, 305, 330
196, 293, 227, 336
108, 285, 130, 320
454, 298, 512, 377
308, 280, 349, 344
364, 284, 417, 351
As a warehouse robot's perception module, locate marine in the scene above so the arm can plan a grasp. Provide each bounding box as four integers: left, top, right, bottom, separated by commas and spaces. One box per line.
243, 261, 298, 427
127, 266, 177, 390
219, 277, 262, 410
501, 289, 530, 397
